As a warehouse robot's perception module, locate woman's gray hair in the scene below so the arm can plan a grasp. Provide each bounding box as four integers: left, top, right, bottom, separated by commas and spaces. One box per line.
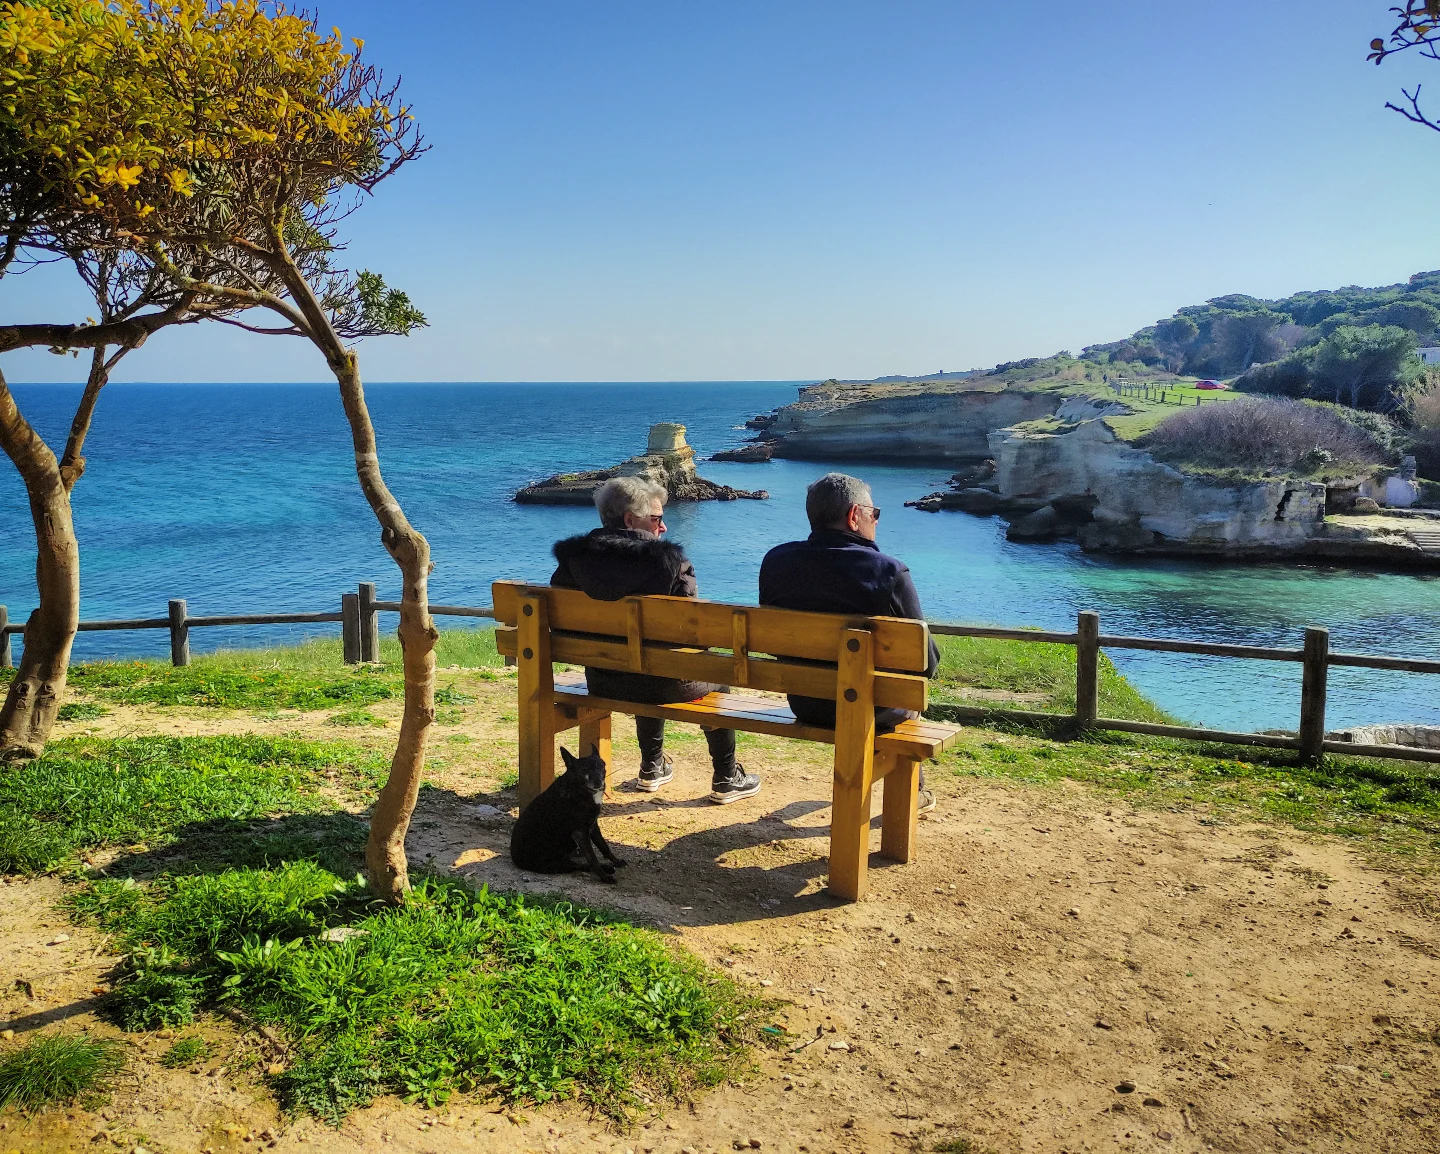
595, 475, 667, 528
805, 472, 871, 529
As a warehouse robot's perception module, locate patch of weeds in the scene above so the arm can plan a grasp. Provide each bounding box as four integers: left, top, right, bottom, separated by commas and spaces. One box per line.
433, 708, 465, 726
77, 867, 774, 1124
0, 1033, 126, 1111
445, 734, 474, 745
326, 708, 386, 728
159, 1036, 210, 1069
57, 701, 108, 722
497, 768, 519, 791
0, 735, 373, 874
113, 947, 204, 1030
435, 685, 475, 706
934, 1138, 992, 1154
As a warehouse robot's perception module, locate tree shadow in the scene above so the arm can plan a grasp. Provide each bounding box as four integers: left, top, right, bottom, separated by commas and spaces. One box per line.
96, 811, 368, 881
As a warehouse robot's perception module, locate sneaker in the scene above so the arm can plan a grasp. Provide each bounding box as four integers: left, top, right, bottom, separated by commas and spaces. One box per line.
917, 788, 937, 815
637, 755, 674, 792
709, 764, 761, 804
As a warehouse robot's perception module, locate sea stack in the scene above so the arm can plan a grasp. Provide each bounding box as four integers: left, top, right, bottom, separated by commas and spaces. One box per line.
514, 422, 769, 505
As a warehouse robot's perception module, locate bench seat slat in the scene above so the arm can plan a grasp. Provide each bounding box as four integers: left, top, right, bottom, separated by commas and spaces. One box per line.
492, 581, 932, 673
551, 675, 962, 762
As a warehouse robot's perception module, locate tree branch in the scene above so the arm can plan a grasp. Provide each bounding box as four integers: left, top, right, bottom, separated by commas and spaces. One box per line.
0, 296, 196, 354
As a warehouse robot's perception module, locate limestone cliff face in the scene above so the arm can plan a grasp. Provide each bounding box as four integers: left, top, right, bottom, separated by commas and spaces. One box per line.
989, 419, 1327, 550
764, 387, 1061, 461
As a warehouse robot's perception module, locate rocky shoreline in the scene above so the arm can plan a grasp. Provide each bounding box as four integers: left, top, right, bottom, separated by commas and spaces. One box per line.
721, 381, 1440, 569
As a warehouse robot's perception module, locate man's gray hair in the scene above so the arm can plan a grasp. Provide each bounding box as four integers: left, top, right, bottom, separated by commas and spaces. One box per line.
595, 475, 667, 528
806, 472, 872, 530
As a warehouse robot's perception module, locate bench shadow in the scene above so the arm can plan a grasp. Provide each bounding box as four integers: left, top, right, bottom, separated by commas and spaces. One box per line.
426, 785, 909, 929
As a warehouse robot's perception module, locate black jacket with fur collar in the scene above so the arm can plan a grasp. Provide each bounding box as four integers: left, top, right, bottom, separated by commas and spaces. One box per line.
549, 527, 714, 705
550, 527, 698, 600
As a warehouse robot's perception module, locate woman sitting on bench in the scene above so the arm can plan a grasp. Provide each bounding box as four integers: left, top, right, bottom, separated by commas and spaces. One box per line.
549, 476, 762, 804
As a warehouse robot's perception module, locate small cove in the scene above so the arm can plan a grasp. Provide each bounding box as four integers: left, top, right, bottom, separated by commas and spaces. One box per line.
3, 379, 1439, 733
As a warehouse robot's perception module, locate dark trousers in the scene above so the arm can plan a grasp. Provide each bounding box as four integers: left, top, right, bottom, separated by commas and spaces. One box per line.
788, 696, 929, 790
584, 667, 737, 779
636, 715, 737, 777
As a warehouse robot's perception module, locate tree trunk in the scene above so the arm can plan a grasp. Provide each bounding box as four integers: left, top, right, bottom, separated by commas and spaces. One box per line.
264, 232, 438, 903
0, 369, 80, 760
332, 353, 438, 901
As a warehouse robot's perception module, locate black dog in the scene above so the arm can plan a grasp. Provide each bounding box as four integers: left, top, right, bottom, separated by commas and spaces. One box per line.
509, 746, 626, 883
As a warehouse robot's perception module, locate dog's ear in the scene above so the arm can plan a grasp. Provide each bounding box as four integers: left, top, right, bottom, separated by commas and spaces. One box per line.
559, 747, 577, 773
588, 744, 602, 761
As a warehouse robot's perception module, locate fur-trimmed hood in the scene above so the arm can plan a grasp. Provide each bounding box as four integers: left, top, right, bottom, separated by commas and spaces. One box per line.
550, 527, 698, 600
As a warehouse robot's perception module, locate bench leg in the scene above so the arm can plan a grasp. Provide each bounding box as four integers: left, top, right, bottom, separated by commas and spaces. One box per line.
516, 592, 555, 811
578, 711, 613, 797
828, 757, 875, 902
880, 754, 920, 864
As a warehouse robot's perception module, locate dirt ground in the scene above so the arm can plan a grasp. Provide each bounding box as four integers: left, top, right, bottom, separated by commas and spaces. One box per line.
3, 690, 1440, 1154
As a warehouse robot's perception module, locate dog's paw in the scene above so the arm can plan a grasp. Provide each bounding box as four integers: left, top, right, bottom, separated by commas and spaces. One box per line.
610, 857, 627, 868
599, 871, 619, 884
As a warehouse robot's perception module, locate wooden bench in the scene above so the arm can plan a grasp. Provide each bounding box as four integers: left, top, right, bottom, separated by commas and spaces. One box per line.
492, 580, 964, 900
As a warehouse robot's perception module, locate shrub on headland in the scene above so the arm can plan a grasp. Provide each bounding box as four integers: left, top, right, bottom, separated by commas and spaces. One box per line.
1139, 396, 1392, 477
1404, 371, 1440, 479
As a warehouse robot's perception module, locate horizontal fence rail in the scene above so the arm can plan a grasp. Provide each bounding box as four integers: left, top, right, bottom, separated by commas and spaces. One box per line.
3, 590, 1439, 765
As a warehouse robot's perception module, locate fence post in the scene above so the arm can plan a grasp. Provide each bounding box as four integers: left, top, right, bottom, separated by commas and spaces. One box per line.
168, 599, 190, 667
1075, 610, 1100, 727
358, 582, 379, 663
341, 593, 361, 664
0, 605, 9, 668
1299, 626, 1329, 763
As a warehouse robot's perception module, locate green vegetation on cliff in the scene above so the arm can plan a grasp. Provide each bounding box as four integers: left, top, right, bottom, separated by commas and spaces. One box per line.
1078, 270, 1440, 412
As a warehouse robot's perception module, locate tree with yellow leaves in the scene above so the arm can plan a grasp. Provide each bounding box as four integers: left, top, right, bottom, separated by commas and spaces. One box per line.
0, 0, 435, 901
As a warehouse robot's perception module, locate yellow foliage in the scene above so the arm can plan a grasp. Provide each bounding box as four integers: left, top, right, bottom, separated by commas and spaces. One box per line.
0, 0, 388, 235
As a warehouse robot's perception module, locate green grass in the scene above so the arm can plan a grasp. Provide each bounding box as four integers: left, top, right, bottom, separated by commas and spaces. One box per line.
60, 627, 503, 714
56, 701, 108, 722
929, 635, 1170, 724
326, 707, 387, 728
1100, 383, 1246, 442
0, 735, 381, 874
71, 865, 774, 1123
0, 1034, 126, 1111
159, 1036, 210, 1069
69, 660, 401, 710
943, 727, 1440, 857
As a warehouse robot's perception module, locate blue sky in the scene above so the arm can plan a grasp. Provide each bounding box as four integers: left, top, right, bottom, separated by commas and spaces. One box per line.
6, 0, 1440, 383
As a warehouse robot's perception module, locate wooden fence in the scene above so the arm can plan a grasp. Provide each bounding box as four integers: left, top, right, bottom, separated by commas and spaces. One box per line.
3, 589, 1439, 766
1108, 379, 1211, 406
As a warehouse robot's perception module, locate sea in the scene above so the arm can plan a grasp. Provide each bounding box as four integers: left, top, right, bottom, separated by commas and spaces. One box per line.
4, 380, 1440, 734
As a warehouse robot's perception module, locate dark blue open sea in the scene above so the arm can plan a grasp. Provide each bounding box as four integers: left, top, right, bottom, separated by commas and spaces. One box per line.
4, 380, 1440, 732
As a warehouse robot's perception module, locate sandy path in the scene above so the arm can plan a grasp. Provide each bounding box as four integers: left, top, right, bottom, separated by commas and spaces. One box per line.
3, 704, 1439, 1153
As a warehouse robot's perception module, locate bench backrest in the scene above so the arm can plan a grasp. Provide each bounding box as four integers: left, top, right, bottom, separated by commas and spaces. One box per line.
492, 581, 931, 713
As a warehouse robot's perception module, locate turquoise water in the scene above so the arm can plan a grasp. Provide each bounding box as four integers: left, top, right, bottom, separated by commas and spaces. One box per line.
3, 380, 1440, 732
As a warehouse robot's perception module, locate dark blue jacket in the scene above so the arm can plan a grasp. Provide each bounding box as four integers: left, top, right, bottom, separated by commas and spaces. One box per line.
759, 528, 940, 681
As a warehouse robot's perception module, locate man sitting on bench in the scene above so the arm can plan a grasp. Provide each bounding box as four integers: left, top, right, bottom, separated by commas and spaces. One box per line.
550, 475, 762, 803
759, 471, 940, 813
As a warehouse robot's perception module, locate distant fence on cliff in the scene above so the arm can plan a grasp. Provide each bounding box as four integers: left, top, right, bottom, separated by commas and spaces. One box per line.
3, 589, 1439, 767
